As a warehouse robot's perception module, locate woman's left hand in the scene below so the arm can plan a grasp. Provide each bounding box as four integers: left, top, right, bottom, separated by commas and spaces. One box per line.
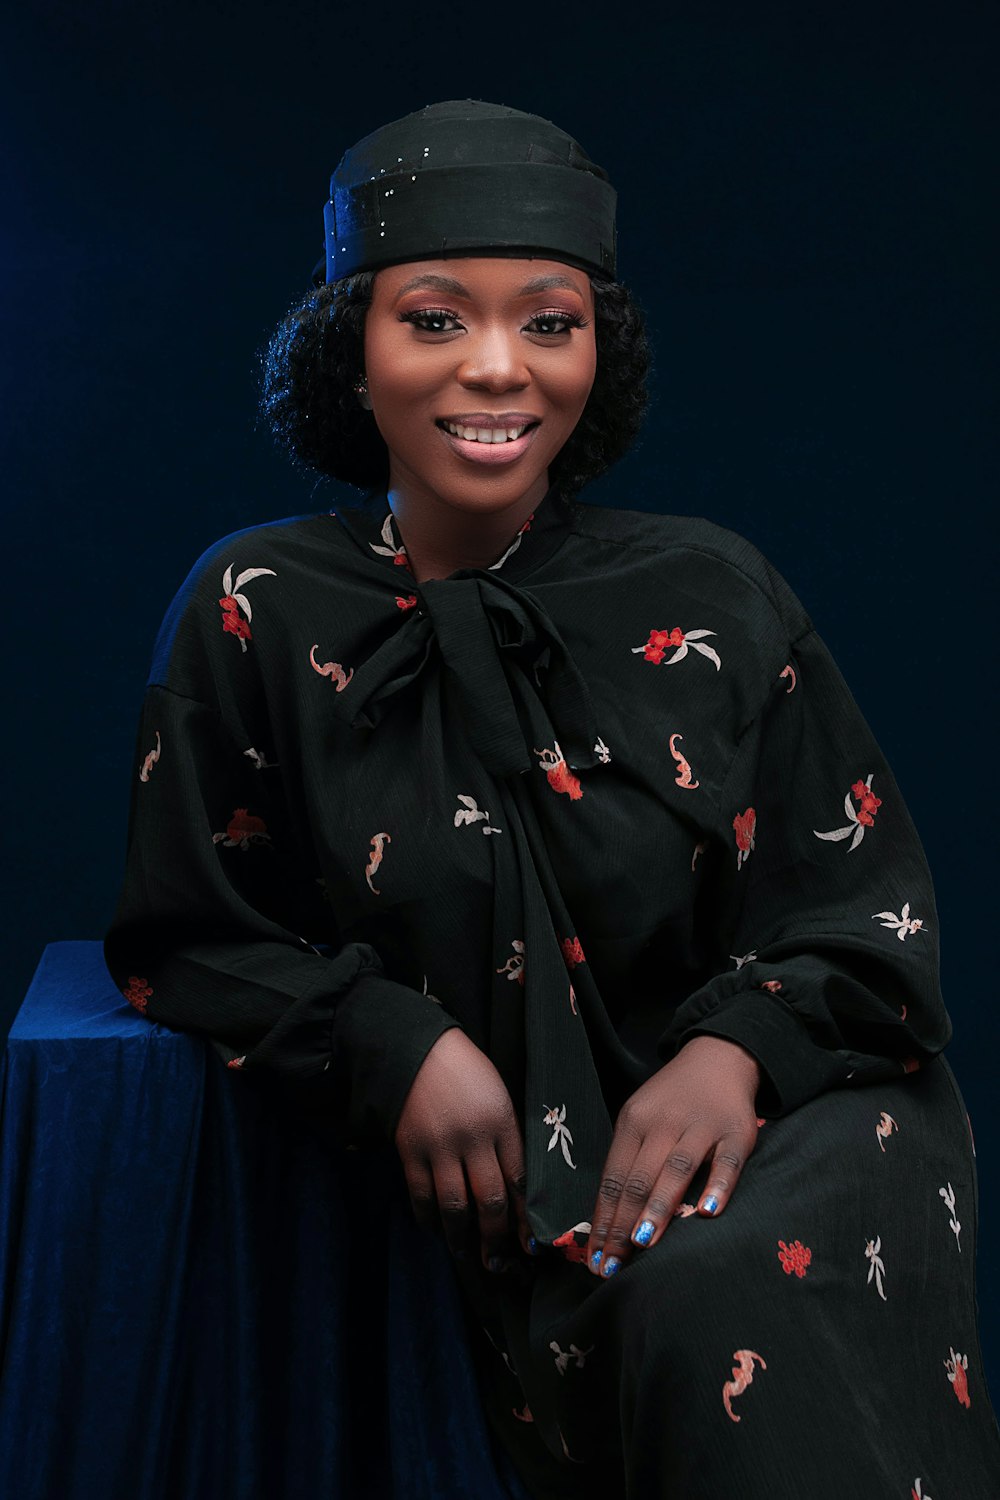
585, 1035, 762, 1278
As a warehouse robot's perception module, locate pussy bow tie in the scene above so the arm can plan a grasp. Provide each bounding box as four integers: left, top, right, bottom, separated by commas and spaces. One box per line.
327, 568, 603, 780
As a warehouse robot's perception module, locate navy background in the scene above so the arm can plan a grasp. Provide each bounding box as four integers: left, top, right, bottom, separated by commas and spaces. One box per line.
3, 1, 996, 1399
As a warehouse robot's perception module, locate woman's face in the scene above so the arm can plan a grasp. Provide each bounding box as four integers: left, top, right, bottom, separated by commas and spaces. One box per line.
362, 256, 597, 515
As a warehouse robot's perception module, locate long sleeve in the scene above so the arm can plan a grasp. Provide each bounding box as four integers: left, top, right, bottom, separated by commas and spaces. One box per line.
656, 621, 952, 1116
104, 681, 461, 1147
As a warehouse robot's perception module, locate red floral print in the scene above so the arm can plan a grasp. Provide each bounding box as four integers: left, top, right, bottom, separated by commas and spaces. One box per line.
123, 976, 152, 1015
632, 626, 721, 670
814, 773, 880, 852
226, 1055, 247, 1070
552, 1221, 591, 1265
395, 593, 418, 610
851, 779, 882, 826
640, 627, 682, 663
944, 1347, 971, 1408
219, 596, 251, 641
218, 563, 276, 652
733, 807, 756, 869
212, 808, 272, 850
561, 936, 586, 969
760, 979, 782, 993
534, 742, 583, 800
777, 1239, 812, 1278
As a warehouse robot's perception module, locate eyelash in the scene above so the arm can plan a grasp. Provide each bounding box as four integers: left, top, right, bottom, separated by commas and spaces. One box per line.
397, 307, 589, 336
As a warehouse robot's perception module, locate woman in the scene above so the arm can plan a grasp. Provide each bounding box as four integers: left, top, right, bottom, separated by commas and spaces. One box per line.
105, 100, 1000, 1497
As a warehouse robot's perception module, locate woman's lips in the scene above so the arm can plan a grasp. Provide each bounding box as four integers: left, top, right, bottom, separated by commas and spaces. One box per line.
436, 421, 540, 466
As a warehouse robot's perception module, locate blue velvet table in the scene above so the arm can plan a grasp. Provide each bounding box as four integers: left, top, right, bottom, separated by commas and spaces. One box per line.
0, 942, 532, 1500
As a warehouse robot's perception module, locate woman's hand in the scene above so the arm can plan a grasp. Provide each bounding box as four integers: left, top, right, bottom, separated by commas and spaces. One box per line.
393, 1027, 533, 1273
585, 1036, 762, 1278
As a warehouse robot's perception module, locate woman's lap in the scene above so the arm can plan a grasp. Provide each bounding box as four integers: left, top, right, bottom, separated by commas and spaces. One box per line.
458, 1056, 1000, 1499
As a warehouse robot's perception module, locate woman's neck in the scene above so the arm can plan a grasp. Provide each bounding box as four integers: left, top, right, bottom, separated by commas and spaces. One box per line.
387, 474, 550, 584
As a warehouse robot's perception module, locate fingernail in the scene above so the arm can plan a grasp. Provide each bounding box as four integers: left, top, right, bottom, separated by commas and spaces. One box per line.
701, 1196, 719, 1214
590, 1249, 603, 1271
488, 1256, 509, 1273
601, 1256, 621, 1277
633, 1219, 655, 1246
528, 1236, 539, 1256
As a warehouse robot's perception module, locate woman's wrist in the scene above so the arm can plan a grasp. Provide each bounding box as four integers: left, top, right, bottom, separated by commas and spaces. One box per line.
680, 1034, 762, 1098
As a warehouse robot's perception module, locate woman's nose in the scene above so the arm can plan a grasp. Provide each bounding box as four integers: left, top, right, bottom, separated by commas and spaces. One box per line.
457, 330, 530, 391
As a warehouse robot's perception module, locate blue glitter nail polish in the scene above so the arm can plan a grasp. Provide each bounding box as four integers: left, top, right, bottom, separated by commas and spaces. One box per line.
528, 1237, 539, 1255
633, 1219, 655, 1246
602, 1256, 621, 1277
590, 1248, 603, 1270
702, 1196, 719, 1214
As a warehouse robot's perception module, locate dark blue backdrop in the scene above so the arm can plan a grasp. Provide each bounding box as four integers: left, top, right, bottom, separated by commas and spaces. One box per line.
3, 0, 996, 1395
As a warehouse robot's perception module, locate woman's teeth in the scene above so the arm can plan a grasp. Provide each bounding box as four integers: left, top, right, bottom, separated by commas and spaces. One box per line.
442, 421, 531, 443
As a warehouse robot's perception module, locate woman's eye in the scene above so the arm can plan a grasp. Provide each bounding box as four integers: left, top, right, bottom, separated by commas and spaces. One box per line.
527, 311, 584, 335
399, 308, 462, 333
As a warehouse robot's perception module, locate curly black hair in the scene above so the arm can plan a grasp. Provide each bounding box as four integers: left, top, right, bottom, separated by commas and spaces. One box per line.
258, 269, 651, 499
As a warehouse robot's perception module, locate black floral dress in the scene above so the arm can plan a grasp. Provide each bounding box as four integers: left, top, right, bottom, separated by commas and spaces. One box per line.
106, 484, 1000, 1498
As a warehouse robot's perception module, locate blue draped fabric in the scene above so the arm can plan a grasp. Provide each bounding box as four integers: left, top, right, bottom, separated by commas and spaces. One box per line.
0, 942, 532, 1500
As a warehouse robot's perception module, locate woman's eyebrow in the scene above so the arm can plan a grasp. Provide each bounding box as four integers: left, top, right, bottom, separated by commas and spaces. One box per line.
392, 272, 582, 303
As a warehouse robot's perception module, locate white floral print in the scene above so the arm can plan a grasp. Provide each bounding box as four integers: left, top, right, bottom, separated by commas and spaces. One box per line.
865, 1235, 887, 1301
243, 746, 277, 770
939, 1182, 962, 1252
368, 513, 408, 567
544, 1104, 577, 1169
549, 1340, 594, 1375
454, 794, 501, 834
496, 939, 525, 984
871, 902, 925, 941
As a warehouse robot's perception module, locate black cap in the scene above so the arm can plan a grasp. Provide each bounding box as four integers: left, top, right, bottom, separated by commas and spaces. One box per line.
314, 99, 617, 286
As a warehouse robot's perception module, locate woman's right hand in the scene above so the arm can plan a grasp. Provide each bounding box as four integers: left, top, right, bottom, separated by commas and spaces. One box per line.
393, 1027, 533, 1272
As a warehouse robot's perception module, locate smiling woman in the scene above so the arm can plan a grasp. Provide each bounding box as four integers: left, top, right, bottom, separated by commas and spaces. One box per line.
106, 99, 1000, 1500
259, 259, 650, 516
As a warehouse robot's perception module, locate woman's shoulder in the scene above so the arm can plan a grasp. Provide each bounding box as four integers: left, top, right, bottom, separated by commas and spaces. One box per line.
569, 498, 814, 645
147, 511, 338, 696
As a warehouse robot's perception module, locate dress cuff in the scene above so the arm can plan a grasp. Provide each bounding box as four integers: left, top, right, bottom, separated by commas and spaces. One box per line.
331, 968, 463, 1147
677, 991, 850, 1116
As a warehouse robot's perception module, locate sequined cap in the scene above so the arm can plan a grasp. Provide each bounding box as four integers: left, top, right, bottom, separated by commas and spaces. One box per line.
313, 98, 617, 285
